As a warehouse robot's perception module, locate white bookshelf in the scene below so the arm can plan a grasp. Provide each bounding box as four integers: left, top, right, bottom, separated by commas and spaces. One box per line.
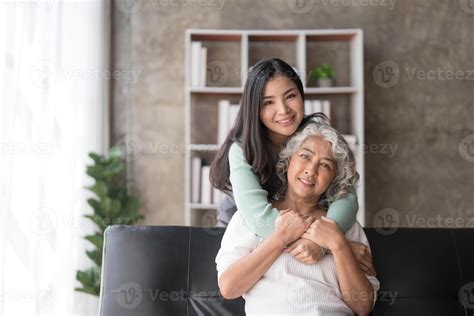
184, 29, 365, 227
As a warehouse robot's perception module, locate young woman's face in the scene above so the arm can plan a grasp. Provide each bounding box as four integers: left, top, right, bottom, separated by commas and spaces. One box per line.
286, 136, 337, 201
259, 75, 304, 146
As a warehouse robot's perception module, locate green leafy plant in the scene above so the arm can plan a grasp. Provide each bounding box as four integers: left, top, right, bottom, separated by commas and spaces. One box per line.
309, 64, 335, 85
75, 146, 143, 296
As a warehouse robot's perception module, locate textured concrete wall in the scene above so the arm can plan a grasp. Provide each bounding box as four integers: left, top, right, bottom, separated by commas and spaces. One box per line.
111, 0, 474, 229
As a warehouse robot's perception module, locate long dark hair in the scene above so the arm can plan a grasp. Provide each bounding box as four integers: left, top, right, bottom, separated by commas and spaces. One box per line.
209, 58, 328, 199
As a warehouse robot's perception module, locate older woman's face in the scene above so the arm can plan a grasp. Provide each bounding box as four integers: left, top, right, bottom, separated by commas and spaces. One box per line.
287, 136, 337, 200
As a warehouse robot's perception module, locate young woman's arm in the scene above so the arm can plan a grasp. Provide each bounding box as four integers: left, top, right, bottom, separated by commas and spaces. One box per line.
228, 142, 278, 238
326, 190, 358, 232
229, 142, 359, 237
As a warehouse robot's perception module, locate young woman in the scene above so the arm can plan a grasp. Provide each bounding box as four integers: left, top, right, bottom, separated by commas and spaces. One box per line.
210, 58, 373, 269
216, 120, 379, 315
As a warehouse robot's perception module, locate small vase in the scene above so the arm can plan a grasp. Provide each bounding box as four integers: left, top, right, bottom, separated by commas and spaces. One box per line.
317, 78, 333, 88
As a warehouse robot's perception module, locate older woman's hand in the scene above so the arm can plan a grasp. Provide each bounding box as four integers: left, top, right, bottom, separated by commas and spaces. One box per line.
274, 209, 314, 246
302, 216, 345, 251
284, 238, 324, 264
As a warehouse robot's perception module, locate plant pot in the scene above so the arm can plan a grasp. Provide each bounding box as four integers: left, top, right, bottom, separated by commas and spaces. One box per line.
316, 78, 333, 88
316, 78, 334, 87
75, 291, 100, 314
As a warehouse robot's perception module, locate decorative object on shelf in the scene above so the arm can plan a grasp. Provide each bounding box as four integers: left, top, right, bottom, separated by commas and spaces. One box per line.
191, 41, 208, 87
75, 146, 143, 296
310, 64, 335, 87
218, 99, 240, 145
304, 99, 331, 120
191, 156, 224, 205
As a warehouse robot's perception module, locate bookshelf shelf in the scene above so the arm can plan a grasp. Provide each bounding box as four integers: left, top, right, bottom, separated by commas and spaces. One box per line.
304, 87, 359, 94
189, 203, 219, 210
189, 144, 220, 151
248, 34, 299, 42
189, 87, 244, 94
185, 29, 366, 227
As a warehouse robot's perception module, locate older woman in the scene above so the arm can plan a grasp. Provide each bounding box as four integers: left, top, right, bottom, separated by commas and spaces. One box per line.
215, 119, 380, 315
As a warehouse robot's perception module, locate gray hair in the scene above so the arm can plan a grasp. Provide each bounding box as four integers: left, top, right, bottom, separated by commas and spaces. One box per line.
275, 118, 359, 209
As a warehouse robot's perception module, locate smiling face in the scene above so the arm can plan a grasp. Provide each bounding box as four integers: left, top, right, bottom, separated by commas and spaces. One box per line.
259, 75, 304, 148
286, 136, 337, 202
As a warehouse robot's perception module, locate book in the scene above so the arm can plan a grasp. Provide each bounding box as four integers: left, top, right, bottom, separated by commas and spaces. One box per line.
218, 100, 231, 145
304, 100, 312, 116
312, 100, 322, 114
200, 46, 207, 87
229, 104, 240, 130
322, 100, 331, 120
343, 134, 357, 146
191, 157, 202, 203
200, 166, 212, 204
304, 99, 331, 120
191, 41, 202, 87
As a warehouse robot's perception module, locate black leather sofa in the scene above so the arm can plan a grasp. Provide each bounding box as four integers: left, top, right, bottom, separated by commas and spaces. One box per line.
99, 225, 474, 315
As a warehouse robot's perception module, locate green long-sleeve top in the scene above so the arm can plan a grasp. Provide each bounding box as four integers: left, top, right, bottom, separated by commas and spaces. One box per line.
229, 142, 358, 238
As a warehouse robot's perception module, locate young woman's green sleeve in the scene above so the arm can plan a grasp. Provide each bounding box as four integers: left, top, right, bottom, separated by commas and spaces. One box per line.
326, 190, 358, 232
228, 142, 278, 238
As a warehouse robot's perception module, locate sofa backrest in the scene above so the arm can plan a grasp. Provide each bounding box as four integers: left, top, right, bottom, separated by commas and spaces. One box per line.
99, 225, 474, 316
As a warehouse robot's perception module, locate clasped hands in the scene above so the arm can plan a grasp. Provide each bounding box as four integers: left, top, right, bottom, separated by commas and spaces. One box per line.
274, 209, 376, 276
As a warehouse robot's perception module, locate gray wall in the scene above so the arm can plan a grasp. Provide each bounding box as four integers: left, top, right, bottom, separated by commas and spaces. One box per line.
111, 0, 474, 229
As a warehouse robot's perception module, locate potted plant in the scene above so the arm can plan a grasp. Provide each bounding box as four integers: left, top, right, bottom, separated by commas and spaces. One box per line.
75, 146, 143, 296
309, 64, 335, 87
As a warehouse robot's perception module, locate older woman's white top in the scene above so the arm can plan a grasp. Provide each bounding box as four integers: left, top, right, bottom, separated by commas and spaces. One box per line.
215, 211, 380, 316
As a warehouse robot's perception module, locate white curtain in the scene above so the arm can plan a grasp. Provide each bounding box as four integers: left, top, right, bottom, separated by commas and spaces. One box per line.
0, 1, 110, 315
